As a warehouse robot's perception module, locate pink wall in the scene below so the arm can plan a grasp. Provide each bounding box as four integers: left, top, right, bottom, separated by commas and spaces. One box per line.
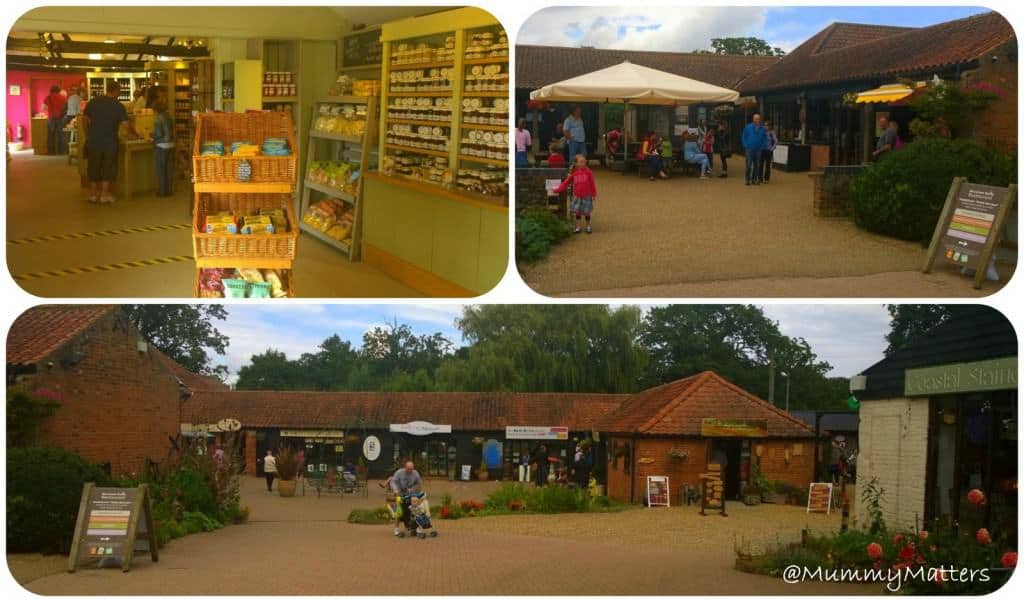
5, 69, 87, 146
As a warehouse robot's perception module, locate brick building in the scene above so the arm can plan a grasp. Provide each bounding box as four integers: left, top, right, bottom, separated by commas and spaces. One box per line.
596, 371, 817, 506
6, 305, 214, 475
852, 306, 1017, 535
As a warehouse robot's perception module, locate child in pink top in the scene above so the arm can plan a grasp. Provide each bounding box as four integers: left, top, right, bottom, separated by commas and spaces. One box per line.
554, 154, 598, 234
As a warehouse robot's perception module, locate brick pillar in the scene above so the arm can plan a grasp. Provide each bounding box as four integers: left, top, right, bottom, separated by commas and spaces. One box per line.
245, 430, 257, 475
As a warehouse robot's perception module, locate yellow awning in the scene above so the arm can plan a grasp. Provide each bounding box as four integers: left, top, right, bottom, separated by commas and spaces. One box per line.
854, 82, 924, 104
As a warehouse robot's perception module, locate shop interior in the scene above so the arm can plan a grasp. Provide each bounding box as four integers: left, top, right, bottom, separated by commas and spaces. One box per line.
5, 6, 509, 298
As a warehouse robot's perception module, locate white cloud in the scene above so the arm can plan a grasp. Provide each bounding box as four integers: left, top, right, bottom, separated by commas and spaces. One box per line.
518, 6, 769, 52
761, 305, 891, 377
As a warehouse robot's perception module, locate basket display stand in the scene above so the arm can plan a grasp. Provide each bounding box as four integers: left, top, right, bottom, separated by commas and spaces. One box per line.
298, 95, 378, 261
191, 112, 299, 297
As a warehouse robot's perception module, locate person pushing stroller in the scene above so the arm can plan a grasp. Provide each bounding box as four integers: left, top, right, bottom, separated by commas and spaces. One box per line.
389, 460, 424, 537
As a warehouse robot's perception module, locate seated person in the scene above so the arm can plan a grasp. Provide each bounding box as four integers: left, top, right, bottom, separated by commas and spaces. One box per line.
546, 142, 566, 168
639, 132, 667, 181
683, 136, 711, 179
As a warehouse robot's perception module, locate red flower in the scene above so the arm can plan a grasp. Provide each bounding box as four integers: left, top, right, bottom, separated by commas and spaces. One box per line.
899, 545, 916, 562
915, 554, 926, 565
893, 533, 904, 546
967, 489, 987, 506
509, 499, 523, 511
977, 528, 992, 545
918, 530, 929, 541
867, 542, 884, 560
1001, 551, 1017, 568
440, 506, 452, 519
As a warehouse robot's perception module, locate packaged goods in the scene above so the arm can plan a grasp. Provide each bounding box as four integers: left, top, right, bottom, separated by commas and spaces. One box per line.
222, 278, 248, 298
249, 282, 271, 298
237, 268, 265, 283
262, 270, 287, 297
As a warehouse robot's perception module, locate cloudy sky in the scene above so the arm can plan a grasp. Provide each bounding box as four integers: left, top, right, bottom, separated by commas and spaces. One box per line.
517, 6, 990, 52
211, 304, 891, 383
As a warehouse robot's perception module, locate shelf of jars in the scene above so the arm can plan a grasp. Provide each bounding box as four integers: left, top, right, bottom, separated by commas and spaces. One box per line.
377, 22, 509, 207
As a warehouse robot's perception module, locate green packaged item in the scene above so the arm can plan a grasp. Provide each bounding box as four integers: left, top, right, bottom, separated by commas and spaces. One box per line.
248, 282, 272, 298
222, 278, 248, 299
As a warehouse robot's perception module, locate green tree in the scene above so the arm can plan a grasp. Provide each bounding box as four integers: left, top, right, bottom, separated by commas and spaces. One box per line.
123, 305, 230, 378
696, 37, 785, 56
235, 349, 305, 390
884, 305, 960, 355
296, 335, 359, 391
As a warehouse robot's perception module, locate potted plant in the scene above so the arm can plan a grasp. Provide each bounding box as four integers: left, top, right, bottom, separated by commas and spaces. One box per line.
275, 447, 300, 497
741, 484, 762, 506
356, 456, 367, 477
478, 459, 489, 481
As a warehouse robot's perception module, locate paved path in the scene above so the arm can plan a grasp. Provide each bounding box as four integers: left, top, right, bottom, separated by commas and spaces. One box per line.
17, 478, 876, 595
519, 168, 1011, 297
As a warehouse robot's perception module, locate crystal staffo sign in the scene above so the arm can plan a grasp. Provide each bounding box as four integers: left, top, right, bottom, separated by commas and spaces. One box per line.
389, 421, 452, 436
904, 357, 1018, 396
505, 426, 569, 440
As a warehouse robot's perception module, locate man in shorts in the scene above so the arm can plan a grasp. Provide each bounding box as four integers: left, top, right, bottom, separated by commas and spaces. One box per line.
83, 80, 133, 203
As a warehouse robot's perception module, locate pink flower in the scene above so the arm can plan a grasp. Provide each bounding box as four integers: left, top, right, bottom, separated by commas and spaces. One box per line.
867, 542, 884, 560
967, 489, 986, 506
899, 545, 916, 562
893, 533, 904, 545
918, 530, 929, 541
977, 528, 992, 545
1001, 551, 1017, 568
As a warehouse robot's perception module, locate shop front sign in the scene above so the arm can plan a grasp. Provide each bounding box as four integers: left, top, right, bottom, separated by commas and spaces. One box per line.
505, 426, 569, 440
280, 429, 344, 439
904, 357, 1017, 396
389, 421, 452, 436
180, 418, 241, 435
362, 435, 381, 461
700, 418, 768, 438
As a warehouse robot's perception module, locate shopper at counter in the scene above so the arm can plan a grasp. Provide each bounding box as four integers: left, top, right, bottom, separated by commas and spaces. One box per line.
563, 106, 586, 163
151, 98, 175, 197
83, 80, 132, 204
43, 85, 67, 155
742, 113, 766, 185
65, 86, 82, 128
131, 87, 148, 113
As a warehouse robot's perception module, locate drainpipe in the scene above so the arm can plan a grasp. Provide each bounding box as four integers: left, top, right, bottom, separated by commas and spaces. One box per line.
629, 433, 638, 504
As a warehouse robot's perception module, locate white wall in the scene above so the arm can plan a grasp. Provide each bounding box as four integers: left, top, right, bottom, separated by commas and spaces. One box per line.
856, 397, 930, 531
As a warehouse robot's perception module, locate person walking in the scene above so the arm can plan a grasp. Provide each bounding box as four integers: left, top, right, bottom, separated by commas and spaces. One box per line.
83, 80, 133, 203
531, 444, 550, 487
390, 461, 424, 535
514, 118, 532, 168
715, 120, 731, 178
604, 126, 621, 168
563, 106, 587, 164
261, 449, 277, 492
761, 120, 777, 184
43, 85, 68, 155
741, 113, 767, 185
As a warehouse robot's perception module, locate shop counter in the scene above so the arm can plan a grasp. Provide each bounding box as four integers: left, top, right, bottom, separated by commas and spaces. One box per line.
116, 139, 158, 201
31, 117, 49, 155
362, 173, 508, 296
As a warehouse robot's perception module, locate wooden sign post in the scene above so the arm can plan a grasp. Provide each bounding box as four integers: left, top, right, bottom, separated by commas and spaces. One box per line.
68, 483, 159, 573
923, 178, 1017, 289
699, 463, 727, 517
806, 482, 833, 514
646, 476, 670, 507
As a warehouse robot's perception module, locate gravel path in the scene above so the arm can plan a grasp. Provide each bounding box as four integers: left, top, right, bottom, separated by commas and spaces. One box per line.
519, 168, 1009, 297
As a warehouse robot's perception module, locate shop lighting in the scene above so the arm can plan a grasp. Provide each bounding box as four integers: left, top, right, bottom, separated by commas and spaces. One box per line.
104, 39, 116, 44
88, 53, 102, 60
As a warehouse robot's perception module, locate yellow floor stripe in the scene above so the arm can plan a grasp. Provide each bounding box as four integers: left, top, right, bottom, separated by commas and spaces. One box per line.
7, 223, 191, 246
12, 255, 194, 281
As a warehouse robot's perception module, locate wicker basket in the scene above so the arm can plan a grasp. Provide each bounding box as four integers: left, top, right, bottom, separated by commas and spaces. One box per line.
192, 112, 298, 185
193, 193, 298, 261
194, 267, 293, 298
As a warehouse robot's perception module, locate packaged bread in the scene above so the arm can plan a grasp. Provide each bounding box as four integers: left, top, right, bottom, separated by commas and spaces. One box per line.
262, 270, 286, 297
237, 268, 265, 284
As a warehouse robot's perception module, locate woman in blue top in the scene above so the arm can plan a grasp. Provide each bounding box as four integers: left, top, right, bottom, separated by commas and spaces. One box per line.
761, 120, 777, 184
151, 98, 175, 196
683, 134, 711, 179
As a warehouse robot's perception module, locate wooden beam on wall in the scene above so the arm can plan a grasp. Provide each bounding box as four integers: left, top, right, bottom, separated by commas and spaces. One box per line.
6, 36, 209, 57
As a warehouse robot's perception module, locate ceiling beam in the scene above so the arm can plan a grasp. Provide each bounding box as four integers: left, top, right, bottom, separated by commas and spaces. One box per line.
6, 55, 147, 70
61, 33, 72, 41
6, 37, 209, 57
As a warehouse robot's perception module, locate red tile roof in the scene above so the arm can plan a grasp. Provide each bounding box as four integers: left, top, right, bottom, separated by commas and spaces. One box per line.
6, 305, 117, 366
516, 44, 780, 91
595, 371, 814, 438
184, 390, 630, 431
151, 347, 229, 391
739, 12, 1015, 93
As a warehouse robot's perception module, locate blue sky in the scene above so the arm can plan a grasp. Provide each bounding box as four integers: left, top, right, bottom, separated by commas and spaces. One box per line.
517, 6, 992, 52
212, 304, 891, 383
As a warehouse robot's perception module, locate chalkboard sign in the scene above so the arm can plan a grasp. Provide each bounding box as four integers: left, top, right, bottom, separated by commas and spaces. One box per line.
68, 483, 158, 572
646, 476, 670, 507
342, 28, 383, 69
806, 482, 833, 514
923, 177, 1016, 289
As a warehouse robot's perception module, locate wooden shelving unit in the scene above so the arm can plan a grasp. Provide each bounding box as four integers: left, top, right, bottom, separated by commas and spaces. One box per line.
298, 95, 378, 261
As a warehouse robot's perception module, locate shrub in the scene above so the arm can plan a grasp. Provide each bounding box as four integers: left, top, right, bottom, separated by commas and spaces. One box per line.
347, 507, 393, 524
6, 447, 115, 553
516, 208, 570, 263
850, 138, 1016, 244
275, 446, 301, 481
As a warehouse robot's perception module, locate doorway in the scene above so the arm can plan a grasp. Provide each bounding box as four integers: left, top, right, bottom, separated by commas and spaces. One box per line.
710, 438, 744, 499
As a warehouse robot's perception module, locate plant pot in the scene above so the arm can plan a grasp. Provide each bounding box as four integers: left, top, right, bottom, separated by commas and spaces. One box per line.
478, 471, 489, 481
278, 479, 297, 497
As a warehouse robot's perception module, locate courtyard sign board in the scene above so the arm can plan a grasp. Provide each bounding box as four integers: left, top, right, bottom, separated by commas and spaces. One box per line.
68, 484, 158, 573
923, 177, 1017, 289
505, 426, 569, 440
700, 419, 768, 438
390, 421, 452, 436
807, 482, 833, 514
904, 357, 1017, 397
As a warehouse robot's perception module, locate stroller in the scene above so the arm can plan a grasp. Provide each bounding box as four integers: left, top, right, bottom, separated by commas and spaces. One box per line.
403, 492, 438, 540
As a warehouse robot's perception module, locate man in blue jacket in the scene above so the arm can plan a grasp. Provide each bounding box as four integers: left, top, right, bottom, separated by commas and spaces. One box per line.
741, 113, 767, 186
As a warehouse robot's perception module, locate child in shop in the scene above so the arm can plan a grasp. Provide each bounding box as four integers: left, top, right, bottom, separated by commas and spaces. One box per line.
407, 492, 438, 539
151, 98, 174, 196
553, 154, 597, 234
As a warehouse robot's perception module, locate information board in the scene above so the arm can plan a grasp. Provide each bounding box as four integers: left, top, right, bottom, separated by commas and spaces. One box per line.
646, 476, 670, 507
806, 482, 833, 514
341, 28, 383, 69
923, 177, 1016, 289
461, 465, 472, 481
68, 484, 158, 572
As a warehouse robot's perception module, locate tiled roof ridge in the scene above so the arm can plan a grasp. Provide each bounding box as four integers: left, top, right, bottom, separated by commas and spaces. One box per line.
515, 43, 781, 61
636, 371, 713, 433
704, 372, 816, 434
7, 305, 118, 366
203, 389, 632, 399
810, 22, 918, 56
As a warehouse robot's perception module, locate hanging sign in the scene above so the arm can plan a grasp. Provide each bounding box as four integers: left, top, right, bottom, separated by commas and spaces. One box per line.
646, 476, 670, 507
807, 482, 833, 514
700, 419, 768, 438
280, 429, 344, 438
362, 435, 382, 461
389, 421, 452, 436
505, 426, 569, 440
68, 484, 158, 573
923, 178, 1016, 289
